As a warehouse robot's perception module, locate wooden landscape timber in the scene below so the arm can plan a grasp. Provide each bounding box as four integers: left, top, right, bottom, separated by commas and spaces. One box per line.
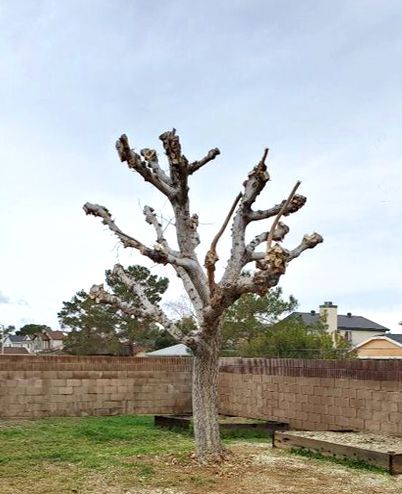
154, 414, 289, 435
274, 431, 402, 475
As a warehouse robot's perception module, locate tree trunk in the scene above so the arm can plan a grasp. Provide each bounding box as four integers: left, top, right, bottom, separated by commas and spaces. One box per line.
192, 326, 224, 462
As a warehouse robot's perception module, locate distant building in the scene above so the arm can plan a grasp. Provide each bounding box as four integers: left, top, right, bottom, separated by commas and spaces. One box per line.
355, 334, 402, 359
147, 343, 192, 357
30, 330, 66, 353
283, 301, 389, 347
3, 334, 27, 349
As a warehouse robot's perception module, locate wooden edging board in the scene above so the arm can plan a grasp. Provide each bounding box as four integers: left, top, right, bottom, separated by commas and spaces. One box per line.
154, 415, 289, 434
273, 431, 402, 475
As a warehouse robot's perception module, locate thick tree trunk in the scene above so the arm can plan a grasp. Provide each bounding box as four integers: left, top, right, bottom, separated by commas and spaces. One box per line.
192, 326, 224, 462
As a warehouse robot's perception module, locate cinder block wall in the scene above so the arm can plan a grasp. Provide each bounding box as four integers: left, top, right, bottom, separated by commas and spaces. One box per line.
218, 358, 402, 434
0, 355, 192, 418
1, 356, 401, 434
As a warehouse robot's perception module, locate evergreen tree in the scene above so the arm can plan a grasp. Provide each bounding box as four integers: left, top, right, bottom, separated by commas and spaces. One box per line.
58, 265, 168, 355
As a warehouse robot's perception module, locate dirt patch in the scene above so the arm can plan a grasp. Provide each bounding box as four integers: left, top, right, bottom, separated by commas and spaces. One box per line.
288, 431, 402, 453
100, 442, 402, 494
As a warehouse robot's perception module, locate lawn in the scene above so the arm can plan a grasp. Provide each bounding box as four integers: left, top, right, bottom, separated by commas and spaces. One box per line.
0, 416, 401, 494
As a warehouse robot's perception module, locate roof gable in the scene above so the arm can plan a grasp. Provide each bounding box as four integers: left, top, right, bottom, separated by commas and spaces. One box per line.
355, 334, 402, 349
6, 335, 25, 343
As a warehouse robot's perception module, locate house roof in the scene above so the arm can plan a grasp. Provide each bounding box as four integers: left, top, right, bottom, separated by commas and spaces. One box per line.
2, 347, 29, 355
6, 335, 25, 343
47, 331, 65, 340
288, 312, 389, 332
34, 331, 65, 341
147, 343, 192, 356
383, 334, 402, 345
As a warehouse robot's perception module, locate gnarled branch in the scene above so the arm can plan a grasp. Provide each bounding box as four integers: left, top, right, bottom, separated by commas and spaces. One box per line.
287, 233, 323, 262
249, 194, 307, 222
90, 265, 199, 346
188, 148, 220, 175
83, 202, 191, 268
220, 149, 270, 286
246, 222, 289, 257
116, 134, 174, 198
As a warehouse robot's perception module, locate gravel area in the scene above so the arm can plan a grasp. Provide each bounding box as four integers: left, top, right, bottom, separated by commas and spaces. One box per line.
288, 431, 402, 453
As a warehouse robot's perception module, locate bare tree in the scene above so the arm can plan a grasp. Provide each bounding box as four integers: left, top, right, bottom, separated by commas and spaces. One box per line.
84, 130, 322, 462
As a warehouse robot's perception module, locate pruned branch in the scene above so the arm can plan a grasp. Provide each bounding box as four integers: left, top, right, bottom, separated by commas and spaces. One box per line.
246, 222, 289, 256
287, 233, 323, 262
204, 192, 242, 292
116, 134, 174, 198
90, 265, 199, 346
83, 202, 190, 268
143, 205, 175, 253
249, 194, 306, 222
220, 149, 270, 287
266, 181, 301, 252
242, 148, 270, 207
158, 129, 187, 197
188, 148, 220, 175
140, 148, 172, 185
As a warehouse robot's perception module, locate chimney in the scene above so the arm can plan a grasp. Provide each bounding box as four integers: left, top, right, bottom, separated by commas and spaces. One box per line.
319, 301, 338, 334
310, 310, 316, 315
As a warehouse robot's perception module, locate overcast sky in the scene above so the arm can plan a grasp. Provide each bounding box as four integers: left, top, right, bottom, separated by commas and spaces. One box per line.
1, 0, 401, 332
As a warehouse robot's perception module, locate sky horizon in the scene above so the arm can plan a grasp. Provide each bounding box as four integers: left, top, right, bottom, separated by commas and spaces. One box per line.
1, 1, 401, 333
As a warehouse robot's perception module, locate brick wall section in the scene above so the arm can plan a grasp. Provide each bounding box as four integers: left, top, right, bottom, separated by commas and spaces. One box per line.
218, 358, 402, 433
0, 355, 192, 418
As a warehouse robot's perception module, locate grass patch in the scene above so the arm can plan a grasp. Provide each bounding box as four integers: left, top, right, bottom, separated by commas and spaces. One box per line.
290, 447, 389, 474
0, 415, 270, 493
0, 416, 193, 471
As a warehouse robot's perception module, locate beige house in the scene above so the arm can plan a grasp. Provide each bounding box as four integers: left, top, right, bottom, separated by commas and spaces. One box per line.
285, 301, 389, 347
355, 334, 402, 359
31, 331, 66, 353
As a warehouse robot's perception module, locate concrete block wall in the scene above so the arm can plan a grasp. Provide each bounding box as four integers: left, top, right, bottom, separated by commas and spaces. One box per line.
0, 355, 192, 418
1, 355, 401, 434
218, 358, 402, 433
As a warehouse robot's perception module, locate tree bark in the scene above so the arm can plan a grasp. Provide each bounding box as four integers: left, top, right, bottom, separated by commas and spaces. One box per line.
192, 323, 224, 461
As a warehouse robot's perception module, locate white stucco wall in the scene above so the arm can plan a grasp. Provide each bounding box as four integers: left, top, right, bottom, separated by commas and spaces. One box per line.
346, 330, 387, 347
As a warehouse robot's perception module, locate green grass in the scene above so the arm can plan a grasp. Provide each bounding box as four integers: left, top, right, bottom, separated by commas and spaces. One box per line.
290, 447, 389, 474
0, 416, 195, 470
0, 415, 270, 493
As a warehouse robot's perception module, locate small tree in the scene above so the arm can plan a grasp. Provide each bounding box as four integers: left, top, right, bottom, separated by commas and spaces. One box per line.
222, 287, 297, 353
241, 316, 351, 358
84, 130, 322, 461
16, 324, 51, 337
